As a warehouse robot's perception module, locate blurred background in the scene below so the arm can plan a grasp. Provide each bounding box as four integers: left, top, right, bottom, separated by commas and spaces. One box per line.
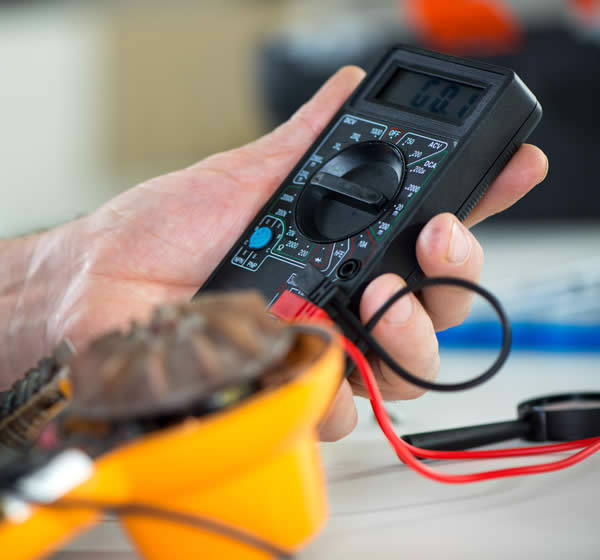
1, 0, 599, 351
1, 0, 600, 238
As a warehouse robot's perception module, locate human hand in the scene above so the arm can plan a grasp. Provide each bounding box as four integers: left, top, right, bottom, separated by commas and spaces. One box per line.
8, 67, 547, 439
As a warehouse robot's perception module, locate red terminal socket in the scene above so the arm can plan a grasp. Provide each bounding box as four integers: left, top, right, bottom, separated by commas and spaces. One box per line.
270, 290, 333, 324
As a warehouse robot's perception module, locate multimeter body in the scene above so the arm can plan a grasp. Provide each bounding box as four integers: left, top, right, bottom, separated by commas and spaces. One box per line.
198, 46, 541, 311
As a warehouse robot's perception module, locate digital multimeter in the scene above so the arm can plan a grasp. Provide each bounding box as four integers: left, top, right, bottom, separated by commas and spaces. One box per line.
197, 46, 542, 312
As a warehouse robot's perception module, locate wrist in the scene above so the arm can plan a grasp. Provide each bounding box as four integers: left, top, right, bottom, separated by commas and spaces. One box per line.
0, 222, 80, 386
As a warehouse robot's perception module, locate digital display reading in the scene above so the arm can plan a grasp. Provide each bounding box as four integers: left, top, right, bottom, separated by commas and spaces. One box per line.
375, 69, 485, 124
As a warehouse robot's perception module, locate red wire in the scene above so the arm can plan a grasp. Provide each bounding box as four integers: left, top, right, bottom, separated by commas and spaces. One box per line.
340, 335, 600, 484
273, 290, 600, 482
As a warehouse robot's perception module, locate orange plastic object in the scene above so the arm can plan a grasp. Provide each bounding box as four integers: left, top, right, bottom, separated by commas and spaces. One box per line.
0, 327, 344, 559
406, 0, 522, 55
571, 0, 600, 18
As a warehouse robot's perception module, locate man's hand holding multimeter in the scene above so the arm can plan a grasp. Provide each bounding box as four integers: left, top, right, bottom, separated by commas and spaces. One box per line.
19, 52, 547, 443
196, 48, 547, 438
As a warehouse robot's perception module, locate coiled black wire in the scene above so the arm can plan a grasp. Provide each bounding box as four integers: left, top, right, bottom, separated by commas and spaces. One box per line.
328, 276, 512, 392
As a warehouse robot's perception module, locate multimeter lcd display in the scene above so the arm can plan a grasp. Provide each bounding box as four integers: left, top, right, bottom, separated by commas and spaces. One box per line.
374, 68, 485, 124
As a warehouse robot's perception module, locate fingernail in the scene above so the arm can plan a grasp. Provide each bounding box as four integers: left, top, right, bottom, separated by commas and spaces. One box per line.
448, 222, 470, 264
385, 283, 414, 324
541, 152, 549, 183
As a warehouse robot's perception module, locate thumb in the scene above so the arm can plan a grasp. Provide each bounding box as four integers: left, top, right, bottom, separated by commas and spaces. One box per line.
244, 66, 366, 184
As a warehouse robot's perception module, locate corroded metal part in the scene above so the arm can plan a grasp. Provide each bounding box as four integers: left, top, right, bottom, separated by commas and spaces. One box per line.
0, 340, 74, 450
68, 291, 296, 420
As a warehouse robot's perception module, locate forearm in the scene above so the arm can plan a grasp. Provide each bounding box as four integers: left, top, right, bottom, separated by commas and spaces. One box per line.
0, 227, 73, 387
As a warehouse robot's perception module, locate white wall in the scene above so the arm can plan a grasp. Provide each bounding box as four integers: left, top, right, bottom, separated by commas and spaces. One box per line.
0, 4, 112, 237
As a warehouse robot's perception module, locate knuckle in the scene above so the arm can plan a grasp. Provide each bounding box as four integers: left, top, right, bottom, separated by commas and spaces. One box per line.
424, 284, 477, 331
438, 300, 474, 330
318, 382, 358, 441
472, 237, 485, 265
318, 405, 358, 442
401, 350, 441, 400
379, 332, 440, 400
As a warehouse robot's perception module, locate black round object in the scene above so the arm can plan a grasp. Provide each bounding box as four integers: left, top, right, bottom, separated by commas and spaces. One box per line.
403, 392, 600, 451
337, 259, 362, 280
518, 393, 600, 442
296, 141, 404, 243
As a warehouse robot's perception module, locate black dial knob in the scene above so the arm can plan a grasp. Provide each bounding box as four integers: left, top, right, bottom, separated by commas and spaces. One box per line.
296, 141, 405, 243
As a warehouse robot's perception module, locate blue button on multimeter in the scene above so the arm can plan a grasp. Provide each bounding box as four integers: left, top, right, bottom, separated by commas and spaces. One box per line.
248, 227, 273, 250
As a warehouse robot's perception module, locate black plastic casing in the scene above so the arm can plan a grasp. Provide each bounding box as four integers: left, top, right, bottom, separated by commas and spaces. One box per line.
402, 420, 530, 452
518, 393, 600, 442
198, 46, 542, 312
402, 393, 600, 451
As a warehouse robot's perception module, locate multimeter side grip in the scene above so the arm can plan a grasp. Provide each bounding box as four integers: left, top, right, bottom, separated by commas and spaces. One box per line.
456, 102, 542, 222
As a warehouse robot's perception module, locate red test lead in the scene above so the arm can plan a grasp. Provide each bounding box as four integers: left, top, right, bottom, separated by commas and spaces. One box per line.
341, 336, 600, 484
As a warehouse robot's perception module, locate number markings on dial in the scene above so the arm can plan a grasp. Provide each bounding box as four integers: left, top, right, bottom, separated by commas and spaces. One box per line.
292, 114, 388, 185
236, 123, 450, 270
396, 132, 448, 166
370, 149, 448, 240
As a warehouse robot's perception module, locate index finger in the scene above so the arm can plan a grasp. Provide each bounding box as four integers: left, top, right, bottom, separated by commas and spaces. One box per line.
463, 144, 548, 228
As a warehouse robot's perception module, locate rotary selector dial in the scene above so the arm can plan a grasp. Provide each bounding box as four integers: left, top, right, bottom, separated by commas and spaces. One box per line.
296, 141, 405, 243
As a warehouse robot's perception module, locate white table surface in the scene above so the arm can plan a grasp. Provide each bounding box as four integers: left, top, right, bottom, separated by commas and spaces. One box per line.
53, 224, 600, 559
